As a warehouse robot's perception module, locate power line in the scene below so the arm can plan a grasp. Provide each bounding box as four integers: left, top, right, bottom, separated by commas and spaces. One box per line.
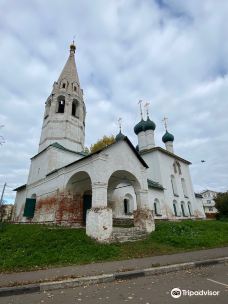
0, 182, 6, 206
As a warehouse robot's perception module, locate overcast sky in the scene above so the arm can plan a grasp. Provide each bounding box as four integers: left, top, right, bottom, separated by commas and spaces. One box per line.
0, 0, 227, 203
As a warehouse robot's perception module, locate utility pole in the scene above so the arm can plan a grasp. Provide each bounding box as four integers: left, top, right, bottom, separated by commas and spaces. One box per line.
0, 182, 6, 206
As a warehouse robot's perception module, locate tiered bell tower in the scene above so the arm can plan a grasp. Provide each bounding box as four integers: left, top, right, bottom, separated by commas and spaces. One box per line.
38, 42, 86, 153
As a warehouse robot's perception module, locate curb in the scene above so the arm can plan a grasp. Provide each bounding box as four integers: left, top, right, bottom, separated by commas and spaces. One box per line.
0, 284, 40, 297
1, 256, 227, 297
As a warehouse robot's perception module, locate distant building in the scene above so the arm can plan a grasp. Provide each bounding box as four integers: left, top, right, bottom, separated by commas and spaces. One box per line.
0, 204, 13, 222
200, 190, 218, 218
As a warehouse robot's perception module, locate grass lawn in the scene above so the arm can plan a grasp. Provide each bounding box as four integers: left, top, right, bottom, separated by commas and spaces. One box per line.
0, 220, 228, 272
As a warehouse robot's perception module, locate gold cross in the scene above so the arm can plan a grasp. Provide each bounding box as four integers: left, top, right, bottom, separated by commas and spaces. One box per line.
162, 116, 168, 130
118, 117, 122, 131
138, 100, 143, 119
144, 102, 150, 116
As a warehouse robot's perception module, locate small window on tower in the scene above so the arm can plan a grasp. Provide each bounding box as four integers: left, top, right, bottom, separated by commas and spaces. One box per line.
72, 99, 79, 117
62, 83, 66, 89
57, 96, 65, 113
74, 86, 77, 92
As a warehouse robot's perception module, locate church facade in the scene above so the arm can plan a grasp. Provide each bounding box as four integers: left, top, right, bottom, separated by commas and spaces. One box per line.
13, 43, 205, 242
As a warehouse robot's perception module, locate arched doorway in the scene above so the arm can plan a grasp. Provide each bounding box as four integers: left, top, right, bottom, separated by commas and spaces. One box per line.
105, 169, 154, 237
123, 193, 134, 215
65, 171, 92, 225
108, 170, 144, 226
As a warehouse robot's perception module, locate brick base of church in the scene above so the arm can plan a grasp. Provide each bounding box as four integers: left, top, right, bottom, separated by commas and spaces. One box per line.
33, 192, 84, 226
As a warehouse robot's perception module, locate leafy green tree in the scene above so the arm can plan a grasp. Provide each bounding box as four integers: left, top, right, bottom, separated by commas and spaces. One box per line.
90, 135, 115, 153
215, 191, 228, 219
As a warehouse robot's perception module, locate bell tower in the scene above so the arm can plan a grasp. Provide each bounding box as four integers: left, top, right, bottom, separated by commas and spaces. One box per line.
38, 42, 86, 153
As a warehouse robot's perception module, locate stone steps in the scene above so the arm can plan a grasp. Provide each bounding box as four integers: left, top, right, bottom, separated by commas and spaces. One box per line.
113, 218, 134, 227
111, 227, 148, 243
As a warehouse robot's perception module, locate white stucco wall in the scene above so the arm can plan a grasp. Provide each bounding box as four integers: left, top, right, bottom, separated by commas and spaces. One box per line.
14, 140, 150, 222
141, 149, 205, 219
27, 146, 83, 185
110, 183, 136, 218
13, 187, 27, 221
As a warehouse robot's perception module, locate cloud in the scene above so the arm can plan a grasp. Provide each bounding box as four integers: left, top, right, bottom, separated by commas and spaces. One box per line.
0, 0, 227, 202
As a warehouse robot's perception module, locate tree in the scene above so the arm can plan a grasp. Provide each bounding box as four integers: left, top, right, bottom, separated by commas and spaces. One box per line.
215, 191, 228, 219
90, 135, 115, 153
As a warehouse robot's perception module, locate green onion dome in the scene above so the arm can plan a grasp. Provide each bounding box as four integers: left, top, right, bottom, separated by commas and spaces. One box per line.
115, 131, 125, 141
134, 119, 147, 135
162, 130, 174, 143
144, 117, 156, 131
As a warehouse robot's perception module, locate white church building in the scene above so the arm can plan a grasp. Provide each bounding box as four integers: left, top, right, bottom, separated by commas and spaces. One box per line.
13, 43, 205, 242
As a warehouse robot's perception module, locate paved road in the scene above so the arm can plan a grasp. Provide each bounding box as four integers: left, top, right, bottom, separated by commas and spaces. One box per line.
2, 247, 228, 288
1, 264, 228, 304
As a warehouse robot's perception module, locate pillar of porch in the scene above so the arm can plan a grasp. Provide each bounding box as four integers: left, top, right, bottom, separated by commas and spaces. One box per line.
134, 190, 155, 233
86, 182, 112, 242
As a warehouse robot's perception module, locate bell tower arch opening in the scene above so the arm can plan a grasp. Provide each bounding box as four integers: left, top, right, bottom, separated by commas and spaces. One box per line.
57, 96, 65, 113
65, 171, 92, 226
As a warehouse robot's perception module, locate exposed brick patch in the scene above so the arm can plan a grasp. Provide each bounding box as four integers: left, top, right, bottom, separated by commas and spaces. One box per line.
33, 192, 84, 226
55, 193, 83, 225
36, 196, 56, 212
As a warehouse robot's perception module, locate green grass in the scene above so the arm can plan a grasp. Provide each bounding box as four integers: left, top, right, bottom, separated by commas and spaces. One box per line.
0, 220, 228, 272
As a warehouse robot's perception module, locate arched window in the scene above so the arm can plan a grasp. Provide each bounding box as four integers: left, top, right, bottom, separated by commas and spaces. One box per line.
181, 201, 187, 217
173, 200, 178, 216
72, 82, 77, 92
171, 175, 178, 196
188, 201, 193, 216
57, 96, 65, 113
124, 198, 129, 214
177, 162, 182, 174
173, 162, 177, 174
72, 99, 79, 117
154, 198, 162, 216
61, 80, 67, 89
181, 178, 188, 197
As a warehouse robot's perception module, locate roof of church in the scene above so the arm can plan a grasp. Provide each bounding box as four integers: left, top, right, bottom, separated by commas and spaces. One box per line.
147, 179, 164, 190
64, 136, 148, 167
140, 146, 191, 165
200, 189, 218, 194
51, 142, 88, 156
144, 117, 156, 131
13, 184, 26, 191
31, 142, 87, 160
195, 193, 203, 198
115, 131, 125, 141
58, 42, 80, 85
162, 130, 174, 143
47, 137, 148, 177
